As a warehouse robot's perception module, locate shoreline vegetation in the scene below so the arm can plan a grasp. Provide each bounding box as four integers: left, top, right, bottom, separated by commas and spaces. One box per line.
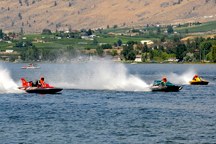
5, 60, 216, 64
0, 20, 216, 64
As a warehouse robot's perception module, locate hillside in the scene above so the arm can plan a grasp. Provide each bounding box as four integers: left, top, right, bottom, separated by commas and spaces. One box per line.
0, 0, 216, 33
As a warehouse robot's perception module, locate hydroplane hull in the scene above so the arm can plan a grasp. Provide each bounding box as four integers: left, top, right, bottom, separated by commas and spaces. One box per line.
189, 81, 209, 85
150, 85, 183, 92
19, 87, 63, 94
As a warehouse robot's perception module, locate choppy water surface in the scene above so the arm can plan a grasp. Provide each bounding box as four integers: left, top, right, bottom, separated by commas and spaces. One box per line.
0, 62, 216, 143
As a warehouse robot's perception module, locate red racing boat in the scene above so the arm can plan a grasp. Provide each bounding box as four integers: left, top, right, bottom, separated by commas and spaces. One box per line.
19, 78, 63, 94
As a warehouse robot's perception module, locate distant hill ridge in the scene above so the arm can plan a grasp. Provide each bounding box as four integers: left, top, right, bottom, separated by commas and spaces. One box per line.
0, 0, 216, 33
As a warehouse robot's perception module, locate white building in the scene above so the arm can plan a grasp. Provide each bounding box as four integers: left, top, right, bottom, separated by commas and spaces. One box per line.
81, 36, 89, 39
89, 35, 96, 38
99, 43, 107, 46
6, 50, 13, 53
167, 58, 178, 62
134, 55, 142, 62
140, 40, 154, 45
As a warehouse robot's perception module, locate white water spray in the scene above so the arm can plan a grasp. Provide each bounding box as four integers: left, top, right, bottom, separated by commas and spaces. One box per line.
0, 66, 23, 93
53, 61, 150, 91
160, 68, 196, 85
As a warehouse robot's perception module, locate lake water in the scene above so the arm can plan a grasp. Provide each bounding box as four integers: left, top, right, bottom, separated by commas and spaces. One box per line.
0, 62, 216, 143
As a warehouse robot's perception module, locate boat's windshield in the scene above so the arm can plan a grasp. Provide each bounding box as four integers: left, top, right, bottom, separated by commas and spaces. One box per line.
153, 80, 175, 86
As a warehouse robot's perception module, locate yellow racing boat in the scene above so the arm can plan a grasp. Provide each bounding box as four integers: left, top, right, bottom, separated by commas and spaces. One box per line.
189, 77, 209, 85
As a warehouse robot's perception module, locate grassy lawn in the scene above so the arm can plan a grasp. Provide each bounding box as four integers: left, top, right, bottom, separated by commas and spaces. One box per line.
96, 35, 150, 44
23, 34, 55, 41
33, 43, 68, 49
175, 21, 216, 33
0, 42, 13, 51
96, 27, 131, 33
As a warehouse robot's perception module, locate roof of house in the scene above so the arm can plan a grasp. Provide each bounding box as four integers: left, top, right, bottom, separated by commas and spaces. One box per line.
136, 55, 142, 58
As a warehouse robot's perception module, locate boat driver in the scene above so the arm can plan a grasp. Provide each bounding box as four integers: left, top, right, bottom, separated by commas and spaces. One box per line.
161, 77, 167, 84
37, 77, 45, 87
193, 74, 198, 80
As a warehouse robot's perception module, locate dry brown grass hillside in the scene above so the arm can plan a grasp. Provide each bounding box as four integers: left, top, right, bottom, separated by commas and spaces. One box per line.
0, 0, 216, 33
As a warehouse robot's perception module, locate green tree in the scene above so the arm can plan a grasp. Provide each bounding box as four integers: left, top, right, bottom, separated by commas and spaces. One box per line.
42, 29, 51, 34
93, 39, 98, 45
162, 52, 169, 60
121, 45, 134, 60
127, 50, 136, 60
142, 54, 146, 62
113, 42, 118, 47
157, 27, 161, 35
117, 39, 122, 46
173, 37, 180, 43
101, 44, 112, 49
186, 39, 191, 52
80, 29, 86, 32
113, 25, 118, 28
87, 29, 92, 36
201, 41, 212, 56
149, 49, 154, 60
159, 45, 164, 51
42, 49, 51, 61
206, 52, 212, 61
0, 29, 3, 39
96, 47, 104, 56
32, 45, 39, 60
142, 43, 148, 53
49, 50, 58, 61
175, 44, 187, 60
127, 41, 136, 46
111, 50, 118, 56
211, 45, 216, 62
167, 25, 174, 34
160, 36, 165, 42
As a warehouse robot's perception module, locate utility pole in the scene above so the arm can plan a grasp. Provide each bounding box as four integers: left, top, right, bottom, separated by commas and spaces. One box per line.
200, 47, 201, 63
204, 47, 205, 62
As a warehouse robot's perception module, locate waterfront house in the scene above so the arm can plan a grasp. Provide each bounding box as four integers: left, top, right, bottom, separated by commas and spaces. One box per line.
135, 55, 143, 62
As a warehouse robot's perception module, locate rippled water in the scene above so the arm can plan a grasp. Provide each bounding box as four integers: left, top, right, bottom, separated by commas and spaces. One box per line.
0, 62, 216, 143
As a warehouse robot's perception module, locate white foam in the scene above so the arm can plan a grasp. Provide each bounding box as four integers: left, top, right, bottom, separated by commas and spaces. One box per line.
53, 61, 151, 91
0, 66, 23, 93
160, 68, 196, 85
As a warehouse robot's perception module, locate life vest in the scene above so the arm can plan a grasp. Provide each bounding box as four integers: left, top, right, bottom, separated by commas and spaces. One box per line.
162, 77, 167, 83
40, 80, 44, 85
40, 77, 45, 85
163, 79, 167, 83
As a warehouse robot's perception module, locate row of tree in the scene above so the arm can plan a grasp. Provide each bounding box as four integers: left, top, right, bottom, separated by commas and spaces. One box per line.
118, 35, 216, 62
18, 35, 216, 63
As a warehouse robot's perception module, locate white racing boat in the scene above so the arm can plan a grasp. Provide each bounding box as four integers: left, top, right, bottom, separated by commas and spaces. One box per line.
21, 63, 40, 69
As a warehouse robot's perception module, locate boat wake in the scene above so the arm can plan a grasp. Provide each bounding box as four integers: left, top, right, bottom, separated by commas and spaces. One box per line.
0, 66, 23, 93
159, 69, 196, 85
52, 61, 151, 91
